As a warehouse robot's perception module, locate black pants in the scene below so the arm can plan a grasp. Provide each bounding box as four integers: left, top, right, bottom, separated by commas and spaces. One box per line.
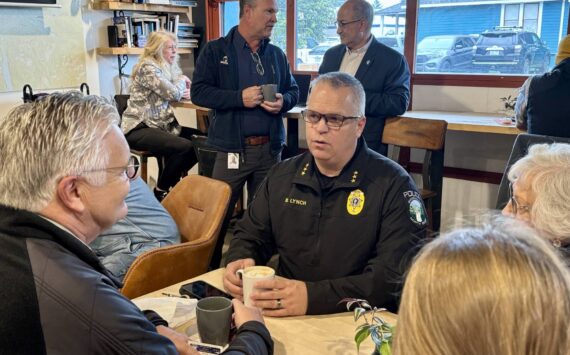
126, 125, 201, 190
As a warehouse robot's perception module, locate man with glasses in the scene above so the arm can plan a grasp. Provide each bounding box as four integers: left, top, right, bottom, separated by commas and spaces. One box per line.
223, 72, 427, 316
319, 0, 410, 155
192, 0, 299, 269
0, 92, 272, 354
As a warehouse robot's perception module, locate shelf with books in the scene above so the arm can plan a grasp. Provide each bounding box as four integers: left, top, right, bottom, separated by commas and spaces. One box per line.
92, 1, 199, 77
92, 2, 192, 14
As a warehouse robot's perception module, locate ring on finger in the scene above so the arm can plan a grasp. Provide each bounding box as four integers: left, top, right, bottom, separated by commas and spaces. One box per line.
276, 299, 283, 309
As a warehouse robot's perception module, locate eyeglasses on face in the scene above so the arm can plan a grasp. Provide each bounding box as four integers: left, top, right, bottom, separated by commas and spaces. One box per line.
250, 52, 265, 76
335, 18, 363, 28
302, 109, 360, 130
81, 155, 140, 181
508, 182, 531, 216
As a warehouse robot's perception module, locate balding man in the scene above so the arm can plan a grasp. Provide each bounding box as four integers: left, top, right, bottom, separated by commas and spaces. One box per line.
319, 0, 410, 155
0, 92, 272, 354
223, 72, 426, 317
192, 0, 299, 268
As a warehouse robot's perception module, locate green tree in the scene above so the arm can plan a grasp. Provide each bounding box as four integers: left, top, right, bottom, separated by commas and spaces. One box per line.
271, 0, 344, 50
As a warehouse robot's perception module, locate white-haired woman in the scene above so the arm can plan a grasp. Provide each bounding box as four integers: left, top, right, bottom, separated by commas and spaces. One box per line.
502, 143, 570, 261
121, 30, 200, 200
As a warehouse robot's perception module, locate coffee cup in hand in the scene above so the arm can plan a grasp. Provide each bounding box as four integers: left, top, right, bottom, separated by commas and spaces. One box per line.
260, 84, 278, 103
236, 266, 275, 307
196, 296, 233, 346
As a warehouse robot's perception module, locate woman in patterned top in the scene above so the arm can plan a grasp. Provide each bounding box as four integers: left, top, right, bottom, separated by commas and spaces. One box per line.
121, 30, 201, 200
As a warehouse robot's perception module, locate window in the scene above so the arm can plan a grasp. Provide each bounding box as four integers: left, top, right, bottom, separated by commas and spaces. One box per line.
220, 0, 287, 53
295, 0, 406, 71
415, 0, 554, 76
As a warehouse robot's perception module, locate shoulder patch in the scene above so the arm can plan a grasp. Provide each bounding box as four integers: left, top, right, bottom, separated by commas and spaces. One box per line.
347, 189, 365, 216
403, 190, 428, 227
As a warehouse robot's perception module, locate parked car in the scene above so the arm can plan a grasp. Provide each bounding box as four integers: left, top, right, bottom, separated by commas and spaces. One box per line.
472, 27, 550, 74
306, 42, 338, 66
377, 36, 404, 54
415, 35, 477, 73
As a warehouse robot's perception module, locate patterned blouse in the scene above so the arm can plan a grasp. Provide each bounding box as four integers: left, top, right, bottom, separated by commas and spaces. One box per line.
121, 59, 186, 136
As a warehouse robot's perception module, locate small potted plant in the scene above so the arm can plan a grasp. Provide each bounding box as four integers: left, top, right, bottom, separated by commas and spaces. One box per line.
500, 95, 517, 119
343, 298, 395, 355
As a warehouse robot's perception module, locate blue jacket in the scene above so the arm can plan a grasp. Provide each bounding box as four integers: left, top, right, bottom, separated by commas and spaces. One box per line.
319, 37, 410, 147
191, 26, 299, 155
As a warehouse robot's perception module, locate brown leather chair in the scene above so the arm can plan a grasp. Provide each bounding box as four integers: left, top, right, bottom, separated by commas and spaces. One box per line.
382, 116, 447, 233
120, 174, 232, 299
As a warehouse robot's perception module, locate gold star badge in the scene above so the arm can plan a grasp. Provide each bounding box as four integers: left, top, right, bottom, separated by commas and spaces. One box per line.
301, 163, 309, 176
351, 170, 359, 183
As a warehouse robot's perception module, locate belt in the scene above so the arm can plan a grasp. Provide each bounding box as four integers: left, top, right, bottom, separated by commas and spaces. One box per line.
244, 136, 270, 146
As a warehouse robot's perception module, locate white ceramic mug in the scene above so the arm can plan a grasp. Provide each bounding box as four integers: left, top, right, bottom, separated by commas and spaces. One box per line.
236, 266, 275, 307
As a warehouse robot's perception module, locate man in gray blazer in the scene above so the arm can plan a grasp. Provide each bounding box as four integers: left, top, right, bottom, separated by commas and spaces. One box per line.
319, 0, 410, 155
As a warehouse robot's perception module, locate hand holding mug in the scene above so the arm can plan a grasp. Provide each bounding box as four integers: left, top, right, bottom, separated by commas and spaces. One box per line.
223, 258, 255, 299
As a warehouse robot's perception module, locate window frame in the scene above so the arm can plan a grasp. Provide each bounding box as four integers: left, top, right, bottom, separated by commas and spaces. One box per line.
205, 0, 570, 89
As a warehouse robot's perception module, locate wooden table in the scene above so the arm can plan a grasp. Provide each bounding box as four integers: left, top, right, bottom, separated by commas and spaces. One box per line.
137, 268, 396, 355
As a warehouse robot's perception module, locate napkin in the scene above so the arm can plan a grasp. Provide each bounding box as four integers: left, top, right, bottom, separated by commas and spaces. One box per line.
133, 297, 198, 328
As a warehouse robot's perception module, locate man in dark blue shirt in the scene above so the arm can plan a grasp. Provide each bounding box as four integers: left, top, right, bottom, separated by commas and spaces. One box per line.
191, 0, 298, 268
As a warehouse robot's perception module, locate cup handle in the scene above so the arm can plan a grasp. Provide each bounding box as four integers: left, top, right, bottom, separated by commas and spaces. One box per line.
236, 269, 244, 280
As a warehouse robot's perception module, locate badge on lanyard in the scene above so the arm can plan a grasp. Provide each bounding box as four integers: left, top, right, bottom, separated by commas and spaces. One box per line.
228, 153, 239, 169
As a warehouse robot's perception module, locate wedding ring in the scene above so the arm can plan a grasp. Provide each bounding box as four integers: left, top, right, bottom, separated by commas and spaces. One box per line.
276, 299, 283, 309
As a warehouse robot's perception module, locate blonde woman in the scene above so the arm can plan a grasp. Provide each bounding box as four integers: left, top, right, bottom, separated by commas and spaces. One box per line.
121, 30, 201, 200
502, 143, 570, 260
393, 221, 570, 355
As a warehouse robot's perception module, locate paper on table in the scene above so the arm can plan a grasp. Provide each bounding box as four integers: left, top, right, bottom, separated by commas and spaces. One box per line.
133, 297, 198, 328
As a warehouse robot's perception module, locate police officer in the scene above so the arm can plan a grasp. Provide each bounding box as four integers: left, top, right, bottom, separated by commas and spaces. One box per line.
223, 72, 427, 316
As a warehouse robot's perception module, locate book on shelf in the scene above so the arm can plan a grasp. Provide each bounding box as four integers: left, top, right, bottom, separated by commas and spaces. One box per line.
169, 0, 197, 6
113, 15, 132, 47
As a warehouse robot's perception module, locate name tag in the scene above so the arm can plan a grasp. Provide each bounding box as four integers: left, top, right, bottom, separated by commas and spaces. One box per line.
228, 153, 239, 169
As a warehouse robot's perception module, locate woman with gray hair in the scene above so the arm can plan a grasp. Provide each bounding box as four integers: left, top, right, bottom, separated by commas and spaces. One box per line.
502, 143, 570, 259
122, 30, 201, 201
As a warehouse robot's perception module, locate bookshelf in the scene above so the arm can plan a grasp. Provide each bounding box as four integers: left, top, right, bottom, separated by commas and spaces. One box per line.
91, 1, 198, 76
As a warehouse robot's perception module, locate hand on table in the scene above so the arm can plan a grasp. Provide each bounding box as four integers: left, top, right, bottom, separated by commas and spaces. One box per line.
242, 86, 263, 108
156, 325, 198, 355
250, 276, 308, 317
232, 298, 265, 328
223, 258, 255, 300
260, 93, 283, 114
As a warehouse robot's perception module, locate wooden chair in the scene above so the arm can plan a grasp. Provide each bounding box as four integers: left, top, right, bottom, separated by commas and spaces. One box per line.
120, 175, 232, 299
114, 94, 164, 184
382, 116, 448, 232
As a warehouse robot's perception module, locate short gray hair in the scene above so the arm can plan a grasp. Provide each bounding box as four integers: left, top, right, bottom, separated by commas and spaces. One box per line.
347, 0, 374, 31
507, 143, 570, 242
239, 0, 257, 18
310, 72, 366, 117
0, 91, 120, 212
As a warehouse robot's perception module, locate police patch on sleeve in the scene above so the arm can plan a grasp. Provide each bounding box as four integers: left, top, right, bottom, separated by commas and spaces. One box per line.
347, 189, 365, 215
403, 190, 428, 227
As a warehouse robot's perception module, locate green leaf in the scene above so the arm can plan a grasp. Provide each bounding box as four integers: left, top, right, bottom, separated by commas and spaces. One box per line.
379, 341, 392, 355
354, 326, 371, 352
354, 307, 367, 321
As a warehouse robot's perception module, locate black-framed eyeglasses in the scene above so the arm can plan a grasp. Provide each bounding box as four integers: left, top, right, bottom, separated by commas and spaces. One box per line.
302, 109, 361, 130
335, 18, 363, 28
81, 155, 140, 181
508, 182, 531, 216
250, 52, 265, 76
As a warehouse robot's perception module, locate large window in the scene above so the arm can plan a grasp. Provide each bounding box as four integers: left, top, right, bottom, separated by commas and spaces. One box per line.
414, 0, 557, 75
207, 0, 570, 86
220, 0, 287, 52
295, 0, 406, 71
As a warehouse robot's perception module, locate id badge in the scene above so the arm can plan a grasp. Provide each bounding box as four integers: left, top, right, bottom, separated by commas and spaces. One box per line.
227, 153, 239, 169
